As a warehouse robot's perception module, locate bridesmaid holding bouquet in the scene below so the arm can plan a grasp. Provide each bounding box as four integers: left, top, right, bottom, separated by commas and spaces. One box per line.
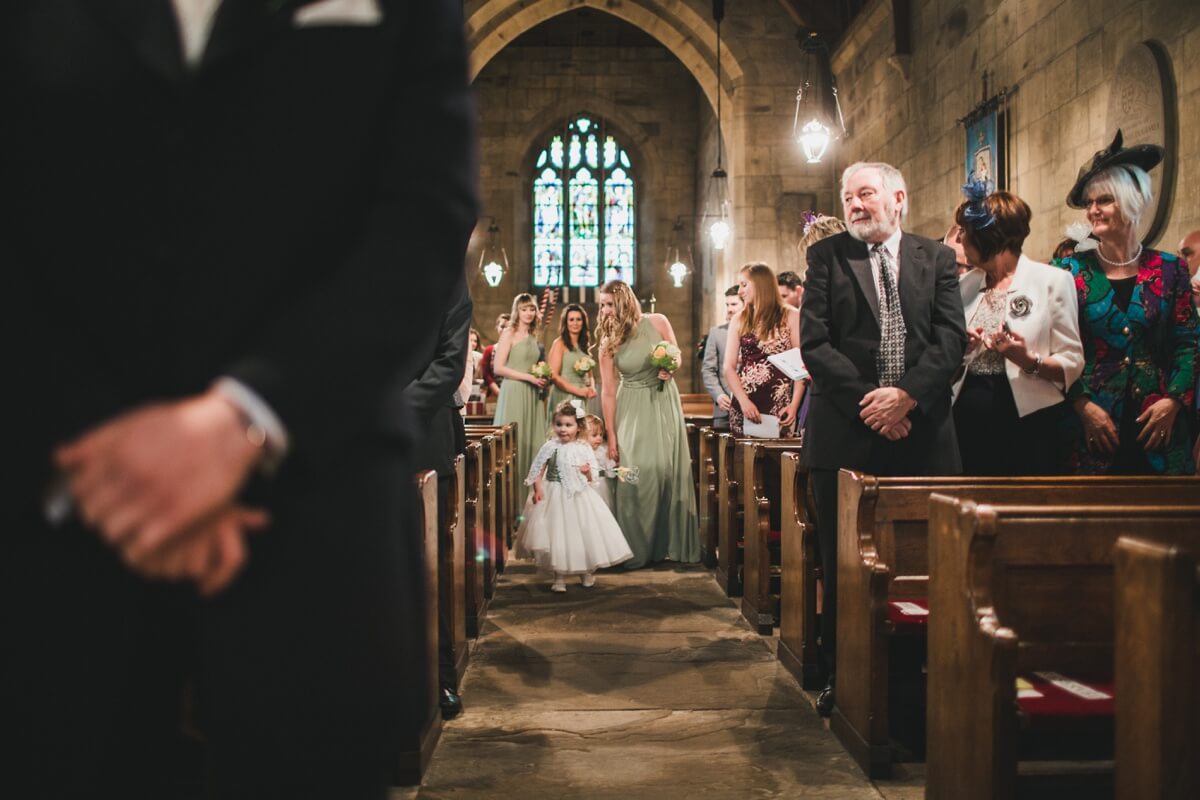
546, 303, 599, 424
494, 293, 548, 504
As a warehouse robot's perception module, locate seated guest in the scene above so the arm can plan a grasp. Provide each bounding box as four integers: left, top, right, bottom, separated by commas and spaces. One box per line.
777, 270, 804, 308
724, 263, 805, 437
701, 286, 744, 430
942, 223, 972, 275
1058, 131, 1199, 474
952, 182, 1083, 475
480, 313, 510, 400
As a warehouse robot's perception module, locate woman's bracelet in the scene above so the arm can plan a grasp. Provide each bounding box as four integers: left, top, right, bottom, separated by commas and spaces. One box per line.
1022, 353, 1043, 375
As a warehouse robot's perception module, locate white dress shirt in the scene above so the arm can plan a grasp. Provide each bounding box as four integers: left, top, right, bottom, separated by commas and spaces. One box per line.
171, 0, 223, 66
870, 227, 903, 300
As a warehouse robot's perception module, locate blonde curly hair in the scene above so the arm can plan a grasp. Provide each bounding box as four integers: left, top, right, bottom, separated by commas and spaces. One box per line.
597, 280, 641, 353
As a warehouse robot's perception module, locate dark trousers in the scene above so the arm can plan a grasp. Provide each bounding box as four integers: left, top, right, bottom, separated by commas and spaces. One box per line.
811, 468, 840, 679
6, 442, 424, 800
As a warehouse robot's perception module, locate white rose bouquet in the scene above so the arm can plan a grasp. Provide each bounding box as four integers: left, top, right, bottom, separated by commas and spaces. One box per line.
649, 341, 682, 392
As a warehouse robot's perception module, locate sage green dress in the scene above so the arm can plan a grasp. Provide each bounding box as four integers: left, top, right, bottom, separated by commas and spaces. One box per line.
546, 342, 597, 426
494, 334, 546, 505
612, 318, 701, 568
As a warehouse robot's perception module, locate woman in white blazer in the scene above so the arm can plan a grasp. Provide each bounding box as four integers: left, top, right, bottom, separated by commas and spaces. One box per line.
951, 184, 1084, 474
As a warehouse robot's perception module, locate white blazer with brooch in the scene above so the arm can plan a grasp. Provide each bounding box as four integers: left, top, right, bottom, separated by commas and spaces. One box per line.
953, 254, 1084, 417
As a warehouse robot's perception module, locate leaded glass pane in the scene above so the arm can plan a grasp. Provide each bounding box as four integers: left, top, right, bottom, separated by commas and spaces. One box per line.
576, 118, 592, 133
568, 167, 600, 287
603, 136, 617, 169
533, 166, 564, 287
603, 164, 635, 284
568, 134, 581, 169
549, 136, 564, 169
585, 134, 599, 169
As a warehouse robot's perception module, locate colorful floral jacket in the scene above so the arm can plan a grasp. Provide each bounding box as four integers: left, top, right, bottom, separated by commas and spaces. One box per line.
1055, 249, 1198, 474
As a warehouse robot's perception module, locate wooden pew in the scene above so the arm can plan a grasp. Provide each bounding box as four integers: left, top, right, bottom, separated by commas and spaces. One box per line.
1114, 537, 1199, 800
926, 496, 1200, 800
438, 454, 468, 686
714, 433, 748, 596
394, 470, 443, 785
697, 427, 719, 568
466, 422, 515, 564
680, 392, 715, 423
463, 432, 499, 599
778, 451, 823, 689
834, 472, 1200, 778
739, 438, 804, 634
461, 441, 488, 638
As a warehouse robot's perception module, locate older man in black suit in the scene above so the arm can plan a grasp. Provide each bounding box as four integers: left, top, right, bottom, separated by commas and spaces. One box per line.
2, 1, 477, 797
800, 161, 966, 717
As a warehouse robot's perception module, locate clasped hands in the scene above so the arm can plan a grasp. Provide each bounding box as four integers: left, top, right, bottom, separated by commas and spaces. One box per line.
54, 389, 267, 595
968, 324, 1037, 372
859, 386, 915, 440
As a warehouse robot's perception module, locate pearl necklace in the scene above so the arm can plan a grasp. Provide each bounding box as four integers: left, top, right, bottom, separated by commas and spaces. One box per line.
1097, 242, 1143, 267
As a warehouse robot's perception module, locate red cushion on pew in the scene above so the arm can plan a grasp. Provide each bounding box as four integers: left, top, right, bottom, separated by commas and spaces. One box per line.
1016, 672, 1114, 718
886, 598, 929, 632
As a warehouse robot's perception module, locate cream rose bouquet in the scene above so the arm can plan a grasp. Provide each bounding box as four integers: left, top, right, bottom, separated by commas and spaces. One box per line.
530, 360, 552, 398
573, 355, 596, 378
649, 341, 682, 392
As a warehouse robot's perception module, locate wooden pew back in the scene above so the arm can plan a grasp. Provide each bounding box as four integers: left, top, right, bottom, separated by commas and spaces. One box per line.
927, 497, 1200, 800
1114, 536, 1200, 800
697, 428, 719, 568
740, 438, 804, 633
395, 470, 443, 784
836, 472, 1200, 778
463, 432, 498, 598
460, 441, 487, 638
715, 433, 748, 596
778, 452, 822, 688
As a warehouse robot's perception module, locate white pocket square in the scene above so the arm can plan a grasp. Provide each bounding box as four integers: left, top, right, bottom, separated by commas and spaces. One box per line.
294, 0, 383, 27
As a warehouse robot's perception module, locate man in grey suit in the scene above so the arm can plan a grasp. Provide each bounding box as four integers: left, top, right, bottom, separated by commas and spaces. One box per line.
701, 286, 745, 429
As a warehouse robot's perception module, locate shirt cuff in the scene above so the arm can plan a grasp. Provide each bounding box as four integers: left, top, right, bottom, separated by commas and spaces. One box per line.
213, 377, 291, 470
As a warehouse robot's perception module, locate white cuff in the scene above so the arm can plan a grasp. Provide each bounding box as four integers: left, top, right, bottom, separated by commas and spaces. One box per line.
213, 377, 291, 469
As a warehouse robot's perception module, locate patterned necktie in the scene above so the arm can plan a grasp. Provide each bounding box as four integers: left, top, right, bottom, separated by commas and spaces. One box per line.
874, 243, 906, 387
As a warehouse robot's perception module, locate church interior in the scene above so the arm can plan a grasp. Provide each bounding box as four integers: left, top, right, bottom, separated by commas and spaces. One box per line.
405, 0, 1200, 797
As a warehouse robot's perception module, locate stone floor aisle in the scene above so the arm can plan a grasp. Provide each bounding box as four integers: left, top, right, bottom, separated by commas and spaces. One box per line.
402, 561, 894, 799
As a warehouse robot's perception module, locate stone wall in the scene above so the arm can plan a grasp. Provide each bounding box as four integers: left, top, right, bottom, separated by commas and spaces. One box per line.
467, 17, 705, 385
831, 0, 1200, 258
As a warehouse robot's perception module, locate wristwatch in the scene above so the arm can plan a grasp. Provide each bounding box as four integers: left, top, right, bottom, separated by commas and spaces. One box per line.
1022, 354, 1043, 375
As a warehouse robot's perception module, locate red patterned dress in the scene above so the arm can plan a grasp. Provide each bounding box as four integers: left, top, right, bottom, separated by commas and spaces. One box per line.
728, 320, 796, 437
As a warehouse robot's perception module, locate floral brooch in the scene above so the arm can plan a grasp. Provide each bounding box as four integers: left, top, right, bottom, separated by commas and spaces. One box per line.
1009, 294, 1033, 318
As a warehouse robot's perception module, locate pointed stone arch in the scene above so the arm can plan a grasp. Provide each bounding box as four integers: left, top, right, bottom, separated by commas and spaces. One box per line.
466, 0, 750, 128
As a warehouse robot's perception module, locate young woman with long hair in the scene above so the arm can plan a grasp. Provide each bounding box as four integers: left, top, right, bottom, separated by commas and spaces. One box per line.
494, 293, 547, 504
597, 280, 700, 568
546, 303, 598, 425
723, 263, 805, 436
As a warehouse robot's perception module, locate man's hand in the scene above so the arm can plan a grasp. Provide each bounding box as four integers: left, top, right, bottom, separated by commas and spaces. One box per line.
859, 386, 916, 434
880, 416, 912, 441
717, 393, 733, 412
136, 506, 270, 596
55, 389, 264, 563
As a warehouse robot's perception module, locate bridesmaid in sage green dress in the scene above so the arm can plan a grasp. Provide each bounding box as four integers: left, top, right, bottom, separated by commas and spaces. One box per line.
494, 293, 548, 505
598, 281, 700, 568
546, 303, 599, 427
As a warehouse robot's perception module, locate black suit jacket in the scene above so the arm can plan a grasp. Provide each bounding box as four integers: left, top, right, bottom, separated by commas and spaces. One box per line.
1, 0, 478, 772
401, 277, 472, 477
800, 231, 966, 474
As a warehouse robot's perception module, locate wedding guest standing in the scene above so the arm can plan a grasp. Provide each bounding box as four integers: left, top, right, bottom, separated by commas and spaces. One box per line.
777, 270, 804, 308
700, 286, 744, 430
952, 183, 1083, 475
1058, 132, 1199, 474
546, 303, 598, 423
724, 263, 804, 437
480, 313, 510, 400
801, 162, 966, 717
494, 294, 547, 503
597, 280, 700, 568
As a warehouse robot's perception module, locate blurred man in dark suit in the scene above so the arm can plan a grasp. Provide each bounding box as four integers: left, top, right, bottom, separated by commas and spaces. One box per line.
1, 1, 477, 797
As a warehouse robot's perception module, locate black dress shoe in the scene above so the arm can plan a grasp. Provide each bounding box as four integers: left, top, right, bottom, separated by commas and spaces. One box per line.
439, 687, 463, 720
815, 679, 835, 718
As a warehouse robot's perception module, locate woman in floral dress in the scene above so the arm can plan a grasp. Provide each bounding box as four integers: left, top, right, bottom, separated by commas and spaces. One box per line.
1056, 132, 1199, 474
723, 263, 805, 437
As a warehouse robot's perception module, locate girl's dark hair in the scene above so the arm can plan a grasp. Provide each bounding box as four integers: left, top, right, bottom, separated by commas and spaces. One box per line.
550, 400, 586, 438
558, 303, 591, 354
954, 191, 1032, 263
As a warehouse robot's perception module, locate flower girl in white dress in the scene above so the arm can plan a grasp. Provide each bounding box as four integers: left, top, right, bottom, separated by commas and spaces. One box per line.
516, 400, 633, 591
583, 414, 618, 512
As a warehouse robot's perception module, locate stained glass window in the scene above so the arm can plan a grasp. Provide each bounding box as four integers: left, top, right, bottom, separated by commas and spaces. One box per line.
531, 116, 635, 287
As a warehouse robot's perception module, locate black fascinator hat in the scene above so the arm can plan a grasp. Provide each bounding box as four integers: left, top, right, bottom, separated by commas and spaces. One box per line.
1066, 129, 1163, 209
